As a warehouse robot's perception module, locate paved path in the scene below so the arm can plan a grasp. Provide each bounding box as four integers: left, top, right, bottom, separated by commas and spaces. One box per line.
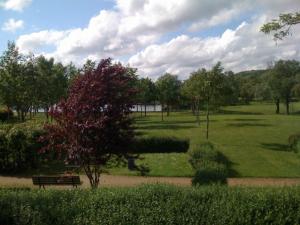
1, 175, 300, 188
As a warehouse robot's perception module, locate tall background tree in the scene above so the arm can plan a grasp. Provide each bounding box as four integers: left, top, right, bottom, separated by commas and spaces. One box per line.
137, 77, 156, 117
156, 73, 181, 120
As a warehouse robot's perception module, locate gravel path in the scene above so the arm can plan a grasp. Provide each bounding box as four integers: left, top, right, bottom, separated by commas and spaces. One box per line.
1, 175, 300, 188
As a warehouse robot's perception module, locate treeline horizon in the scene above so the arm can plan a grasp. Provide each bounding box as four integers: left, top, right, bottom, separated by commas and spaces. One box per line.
0, 41, 300, 122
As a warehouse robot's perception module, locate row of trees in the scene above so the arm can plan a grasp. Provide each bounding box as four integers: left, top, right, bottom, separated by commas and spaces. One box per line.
1, 42, 300, 123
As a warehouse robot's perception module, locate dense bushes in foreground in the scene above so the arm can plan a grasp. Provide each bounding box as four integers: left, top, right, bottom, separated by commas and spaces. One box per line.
0, 185, 300, 225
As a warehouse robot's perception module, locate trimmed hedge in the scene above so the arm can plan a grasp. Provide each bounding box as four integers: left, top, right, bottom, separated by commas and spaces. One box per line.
132, 137, 189, 154
0, 185, 300, 225
0, 124, 45, 172
0, 109, 13, 122
188, 142, 229, 185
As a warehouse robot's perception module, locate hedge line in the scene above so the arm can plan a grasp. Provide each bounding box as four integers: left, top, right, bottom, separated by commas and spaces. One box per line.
0, 124, 45, 172
0, 185, 300, 225
131, 137, 189, 154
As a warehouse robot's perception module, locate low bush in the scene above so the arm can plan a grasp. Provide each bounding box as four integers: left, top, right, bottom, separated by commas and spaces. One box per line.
132, 137, 189, 154
0, 185, 300, 225
288, 133, 300, 152
188, 142, 225, 169
0, 109, 13, 122
192, 161, 228, 185
188, 142, 229, 185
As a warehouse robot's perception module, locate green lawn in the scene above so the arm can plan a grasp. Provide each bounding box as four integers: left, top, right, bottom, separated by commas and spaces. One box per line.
110, 102, 300, 177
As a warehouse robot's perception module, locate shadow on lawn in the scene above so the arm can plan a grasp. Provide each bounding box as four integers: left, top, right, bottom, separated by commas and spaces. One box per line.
217, 153, 240, 177
218, 109, 263, 115
227, 123, 272, 127
261, 143, 291, 152
225, 118, 265, 122
138, 124, 196, 130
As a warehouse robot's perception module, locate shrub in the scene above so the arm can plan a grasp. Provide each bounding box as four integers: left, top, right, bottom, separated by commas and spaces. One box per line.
188, 142, 229, 185
1, 185, 300, 225
192, 161, 228, 185
288, 134, 300, 152
132, 137, 189, 154
0, 109, 13, 122
188, 142, 221, 169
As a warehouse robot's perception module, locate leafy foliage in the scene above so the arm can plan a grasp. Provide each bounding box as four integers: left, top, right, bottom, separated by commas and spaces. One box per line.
41, 58, 137, 188
261, 12, 300, 41
0, 124, 45, 172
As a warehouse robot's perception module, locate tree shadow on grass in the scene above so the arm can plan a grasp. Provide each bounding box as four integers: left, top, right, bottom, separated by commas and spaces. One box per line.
218, 153, 240, 177
227, 123, 272, 127
261, 143, 291, 152
138, 124, 196, 130
225, 118, 265, 122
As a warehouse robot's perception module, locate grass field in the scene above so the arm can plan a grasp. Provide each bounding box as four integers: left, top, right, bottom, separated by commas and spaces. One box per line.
110, 101, 300, 177
1, 102, 300, 178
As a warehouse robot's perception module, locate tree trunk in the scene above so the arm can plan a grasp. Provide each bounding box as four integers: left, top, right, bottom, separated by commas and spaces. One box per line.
161, 103, 164, 121
206, 98, 210, 140
144, 104, 146, 117
167, 105, 170, 116
84, 165, 100, 188
196, 99, 200, 126
140, 105, 143, 117
275, 99, 280, 114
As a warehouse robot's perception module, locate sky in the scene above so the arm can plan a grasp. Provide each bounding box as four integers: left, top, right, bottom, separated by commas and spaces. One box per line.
0, 0, 300, 80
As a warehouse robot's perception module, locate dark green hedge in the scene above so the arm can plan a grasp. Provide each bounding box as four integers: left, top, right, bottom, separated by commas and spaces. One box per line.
0, 109, 13, 122
0, 185, 300, 225
0, 124, 45, 172
131, 137, 189, 154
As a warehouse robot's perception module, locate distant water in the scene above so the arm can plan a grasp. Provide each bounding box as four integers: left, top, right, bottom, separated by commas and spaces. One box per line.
24, 105, 162, 113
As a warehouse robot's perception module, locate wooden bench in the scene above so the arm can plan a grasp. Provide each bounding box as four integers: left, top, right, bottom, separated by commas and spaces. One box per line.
32, 176, 81, 189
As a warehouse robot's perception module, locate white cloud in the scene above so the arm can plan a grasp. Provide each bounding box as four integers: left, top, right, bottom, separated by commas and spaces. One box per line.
17, 30, 68, 53
2, 18, 24, 32
129, 17, 300, 79
14, 0, 300, 74
2, 0, 32, 11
